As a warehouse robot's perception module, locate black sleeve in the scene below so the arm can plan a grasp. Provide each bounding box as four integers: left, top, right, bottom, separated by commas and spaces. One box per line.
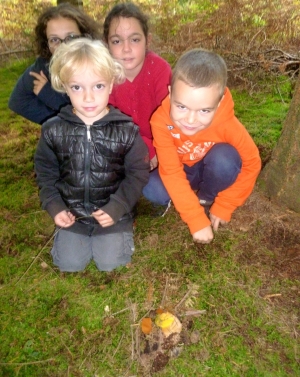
100, 132, 150, 221
8, 59, 69, 125
34, 125, 68, 218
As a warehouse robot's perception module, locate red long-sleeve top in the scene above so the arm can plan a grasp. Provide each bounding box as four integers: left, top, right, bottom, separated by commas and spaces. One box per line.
109, 51, 171, 159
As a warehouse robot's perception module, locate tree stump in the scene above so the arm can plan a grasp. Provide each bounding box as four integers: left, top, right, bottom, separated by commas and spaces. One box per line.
260, 75, 300, 212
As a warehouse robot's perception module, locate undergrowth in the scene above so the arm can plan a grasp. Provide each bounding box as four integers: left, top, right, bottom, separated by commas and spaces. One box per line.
0, 35, 299, 377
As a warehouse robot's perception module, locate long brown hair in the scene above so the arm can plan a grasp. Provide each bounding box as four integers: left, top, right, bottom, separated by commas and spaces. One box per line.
103, 2, 149, 43
35, 3, 101, 60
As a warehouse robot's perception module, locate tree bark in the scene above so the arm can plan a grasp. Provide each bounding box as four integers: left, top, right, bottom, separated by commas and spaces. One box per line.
260, 76, 300, 212
57, 0, 83, 9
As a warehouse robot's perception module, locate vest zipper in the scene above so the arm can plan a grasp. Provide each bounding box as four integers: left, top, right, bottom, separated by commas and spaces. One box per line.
84, 125, 92, 214
87, 124, 91, 142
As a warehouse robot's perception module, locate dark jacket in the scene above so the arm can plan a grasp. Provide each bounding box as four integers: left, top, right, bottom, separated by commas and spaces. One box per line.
34, 105, 149, 235
8, 57, 70, 124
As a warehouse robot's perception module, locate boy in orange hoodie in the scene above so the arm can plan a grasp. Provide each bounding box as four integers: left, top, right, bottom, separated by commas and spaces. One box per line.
150, 48, 261, 244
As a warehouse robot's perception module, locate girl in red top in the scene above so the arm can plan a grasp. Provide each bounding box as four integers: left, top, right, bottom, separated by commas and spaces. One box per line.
103, 2, 172, 213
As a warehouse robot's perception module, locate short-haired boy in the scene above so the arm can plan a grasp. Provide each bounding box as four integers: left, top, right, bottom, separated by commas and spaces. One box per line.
150, 48, 261, 244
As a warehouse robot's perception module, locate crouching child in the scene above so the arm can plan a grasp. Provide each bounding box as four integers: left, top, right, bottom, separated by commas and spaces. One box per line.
151, 48, 261, 244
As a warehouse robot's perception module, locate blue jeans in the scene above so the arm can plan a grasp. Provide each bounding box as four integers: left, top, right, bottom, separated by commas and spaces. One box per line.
51, 230, 134, 272
143, 143, 241, 205
142, 168, 170, 206
184, 143, 242, 202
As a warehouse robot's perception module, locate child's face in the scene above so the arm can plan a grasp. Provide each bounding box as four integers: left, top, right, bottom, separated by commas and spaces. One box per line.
46, 17, 81, 55
107, 17, 148, 81
169, 80, 223, 136
64, 64, 113, 125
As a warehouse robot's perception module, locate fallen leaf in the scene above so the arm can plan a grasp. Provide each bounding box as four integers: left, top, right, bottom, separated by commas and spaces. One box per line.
190, 330, 200, 344
141, 317, 153, 334
40, 262, 48, 269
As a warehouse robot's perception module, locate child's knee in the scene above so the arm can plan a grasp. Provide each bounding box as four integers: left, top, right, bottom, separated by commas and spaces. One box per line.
51, 247, 91, 272
207, 143, 241, 172
51, 230, 92, 272
142, 171, 170, 205
93, 232, 134, 271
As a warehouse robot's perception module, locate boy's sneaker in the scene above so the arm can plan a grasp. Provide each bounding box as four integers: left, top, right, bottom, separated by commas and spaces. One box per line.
199, 199, 213, 218
151, 200, 172, 218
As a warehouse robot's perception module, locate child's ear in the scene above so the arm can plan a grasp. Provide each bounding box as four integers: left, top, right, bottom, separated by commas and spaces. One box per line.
218, 94, 224, 107
146, 33, 152, 49
168, 85, 171, 97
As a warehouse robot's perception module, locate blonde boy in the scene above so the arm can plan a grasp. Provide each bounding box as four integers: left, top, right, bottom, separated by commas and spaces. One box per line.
35, 39, 149, 271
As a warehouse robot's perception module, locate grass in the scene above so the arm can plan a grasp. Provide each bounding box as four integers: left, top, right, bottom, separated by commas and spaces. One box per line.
232, 75, 292, 165
0, 61, 299, 377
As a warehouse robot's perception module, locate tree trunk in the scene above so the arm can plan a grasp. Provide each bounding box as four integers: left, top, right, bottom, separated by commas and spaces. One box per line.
57, 0, 83, 9
260, 76, 300, 212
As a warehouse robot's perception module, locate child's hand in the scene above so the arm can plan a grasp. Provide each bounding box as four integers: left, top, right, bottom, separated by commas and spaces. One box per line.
150, 155, 158, 171
54, 210, 75, 228
92, 209, 115, 227
192, 225, 214, 244
209, 213, 228, 231
29, 70, 48, 95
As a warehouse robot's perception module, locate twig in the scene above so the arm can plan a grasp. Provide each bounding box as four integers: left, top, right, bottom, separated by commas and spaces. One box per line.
182, 310, 207, 316
135, 324, 140, 360
282, 60, 300, 67
263, 293, 282, 300
14, 215, 93, 285
131, 324, 135, 360
0, 358, 54, 366
25, 271, 52, 292
246, 28, 266, 53
60, 339, 73, 359
78, 344, 95, 369
160, 275, 169, 307
0, 49, 33, 56
130, 324, 140, 361
264, 49, 298, 59
14, 228, 60, 285
110, 307, 130, 317
174, 286, 194, 310
12, 210, 45, 218
112, 334, 124, 358
276, 84, 286, 105
130, 301, 138, 323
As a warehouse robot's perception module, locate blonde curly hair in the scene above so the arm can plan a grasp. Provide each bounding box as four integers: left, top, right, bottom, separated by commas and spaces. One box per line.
50, 38, 125, 93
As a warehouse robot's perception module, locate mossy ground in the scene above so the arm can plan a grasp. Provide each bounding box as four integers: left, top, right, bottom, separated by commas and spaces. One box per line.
1, 56, 299, 377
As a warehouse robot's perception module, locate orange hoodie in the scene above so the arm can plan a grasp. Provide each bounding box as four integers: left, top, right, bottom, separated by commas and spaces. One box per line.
151, 88, 261, 234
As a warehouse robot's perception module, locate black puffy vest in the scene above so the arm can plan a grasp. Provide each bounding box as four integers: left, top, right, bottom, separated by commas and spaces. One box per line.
44, 117, 139, 222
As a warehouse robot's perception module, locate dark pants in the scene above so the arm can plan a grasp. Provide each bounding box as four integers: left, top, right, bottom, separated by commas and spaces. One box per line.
143, 143, 242, 205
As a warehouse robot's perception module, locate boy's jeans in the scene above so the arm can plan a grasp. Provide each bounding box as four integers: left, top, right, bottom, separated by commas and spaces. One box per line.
142, 143, 242, 205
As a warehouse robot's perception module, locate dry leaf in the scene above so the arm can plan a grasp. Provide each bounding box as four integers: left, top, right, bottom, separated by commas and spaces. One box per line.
40, 262, 48, 269
190, 330, 200, 344
141, 317, 153, 334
